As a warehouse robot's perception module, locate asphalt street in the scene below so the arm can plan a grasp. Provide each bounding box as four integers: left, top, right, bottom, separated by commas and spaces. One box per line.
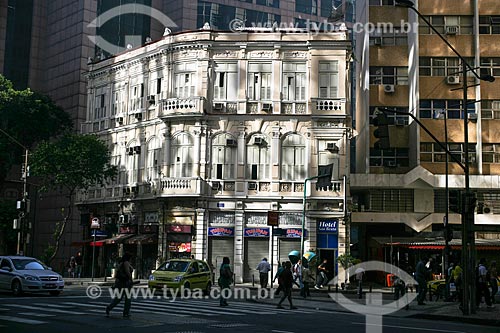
0, 286, 498, 333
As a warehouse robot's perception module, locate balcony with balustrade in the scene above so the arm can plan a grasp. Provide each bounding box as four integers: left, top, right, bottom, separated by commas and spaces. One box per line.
312, 98, 347, 117
159, 97, 206, 118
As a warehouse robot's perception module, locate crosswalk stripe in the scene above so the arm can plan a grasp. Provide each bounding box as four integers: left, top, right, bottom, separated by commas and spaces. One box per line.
32, 303, 75, 309
136, 299, 244, 316
148, 299, 278, 315
88, 301, 192, 317
5, 304, 86, 315
185, 299, 316, 314
0, 315, 47, 325
18, 312, 56, 317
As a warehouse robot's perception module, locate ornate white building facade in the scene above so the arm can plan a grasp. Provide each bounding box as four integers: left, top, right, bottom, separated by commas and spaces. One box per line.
79, 29, 352, 283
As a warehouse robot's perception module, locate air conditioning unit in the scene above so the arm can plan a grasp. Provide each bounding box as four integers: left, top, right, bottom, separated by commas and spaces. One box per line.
226, 138, 237, 146
468, 113, 478, 121
446, 76, 460, 85
445, 25, 458, 35
387, 160, 397, 167
213, 103, 224, 111
395, 118, 406, 126
248, 182, 258, 190
254, 137, 266, 146
147, 95, 155, 104
212, 182, 221, 190
483, 205, 493, 214
373, 37, 382, 45
261, 103, 272, 112
383, 84, 395, 93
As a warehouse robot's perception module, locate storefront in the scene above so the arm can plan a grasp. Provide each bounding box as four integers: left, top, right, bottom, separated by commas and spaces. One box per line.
317, 219, 339, 277
208, 226, 234, 276
243, 227, 270, 282
278, 228, 304, 264
166, 224, 192, 259
124, 224, 158, 278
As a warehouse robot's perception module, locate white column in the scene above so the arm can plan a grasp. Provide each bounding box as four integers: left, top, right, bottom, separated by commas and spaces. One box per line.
233, 210, 244, 283
194, 208, 207, 260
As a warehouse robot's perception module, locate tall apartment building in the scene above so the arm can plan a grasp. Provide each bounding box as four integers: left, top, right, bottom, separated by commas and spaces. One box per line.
0, 0, 341, 269
80, 29, 352, 282
352, 0, 500, 270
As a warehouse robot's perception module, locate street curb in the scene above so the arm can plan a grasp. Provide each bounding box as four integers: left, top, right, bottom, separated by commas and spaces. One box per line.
410, 313, 500, 327
246, 295, 500, 325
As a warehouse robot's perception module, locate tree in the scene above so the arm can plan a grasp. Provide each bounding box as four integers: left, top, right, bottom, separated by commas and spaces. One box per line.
29, 134, 118, 264
0, 74, 72, 181
336, 253, 356, 288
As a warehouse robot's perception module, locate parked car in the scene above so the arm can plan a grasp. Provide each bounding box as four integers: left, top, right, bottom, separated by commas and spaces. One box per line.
0, 256, 64, 296
148, 259, 212, 295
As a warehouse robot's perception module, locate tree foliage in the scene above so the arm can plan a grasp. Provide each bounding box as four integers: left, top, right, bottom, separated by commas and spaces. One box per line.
29, 134, 118, 263
0, 74, 72, 181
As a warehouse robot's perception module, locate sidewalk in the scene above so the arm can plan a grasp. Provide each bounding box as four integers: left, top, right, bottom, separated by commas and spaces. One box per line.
64, 278, 499, 326
241, 282, 499, 327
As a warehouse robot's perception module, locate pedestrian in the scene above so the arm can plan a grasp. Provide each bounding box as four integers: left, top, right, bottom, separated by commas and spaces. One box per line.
415, 257, 429, 305
274, 261, 286, 296
67, 256, 76, 278
75, 252, 83, 278
106, 253, 134, 318
315, 259, 329, 289
452, 263, 463, 310
276, 261, 297, 310
256, 257, 271, 288
218, 256, 233, 306
489, 260, 498, 305
293, 259, 303, 290
355, 265, 365, 299
476, 258, 494, 308
301, 265, 314, 298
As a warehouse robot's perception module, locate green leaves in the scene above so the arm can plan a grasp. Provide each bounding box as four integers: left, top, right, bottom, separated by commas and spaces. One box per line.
30, 133, 118, 193
0, 74, 72, 181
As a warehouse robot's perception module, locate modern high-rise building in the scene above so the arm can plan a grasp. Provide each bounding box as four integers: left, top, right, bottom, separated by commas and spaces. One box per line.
80, 29, 352, 282
352, 0, 500, 271
0, 0, 348, 271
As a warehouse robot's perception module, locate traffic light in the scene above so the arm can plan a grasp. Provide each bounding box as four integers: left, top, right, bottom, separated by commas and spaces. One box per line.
373, 110, 390, 150
448, 190, 461, 213
316, 163, 333, 190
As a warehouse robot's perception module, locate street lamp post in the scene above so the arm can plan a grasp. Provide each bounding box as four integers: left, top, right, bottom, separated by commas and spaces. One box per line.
396, 0, 495, 315
438, 110, 450, 298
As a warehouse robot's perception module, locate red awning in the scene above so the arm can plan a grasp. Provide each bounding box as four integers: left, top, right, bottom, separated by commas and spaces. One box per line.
124, 234, 157, 245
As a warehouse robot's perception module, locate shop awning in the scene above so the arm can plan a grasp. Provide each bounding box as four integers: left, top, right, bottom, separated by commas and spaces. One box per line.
71, 239, 105, 247
104, 234, 134, 244
124, 234, 157, 245
373, 237, 500, 250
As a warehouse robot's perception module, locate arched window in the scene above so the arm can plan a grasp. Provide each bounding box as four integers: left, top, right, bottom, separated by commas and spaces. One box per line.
281, 134, 306, 180
246, 134, 270, 180
170, 133, 193, 177
145, 137, 161, 181
212, 133, 236, 179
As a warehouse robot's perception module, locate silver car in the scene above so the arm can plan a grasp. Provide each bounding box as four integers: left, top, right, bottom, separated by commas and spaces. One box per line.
0, 256, 64, 296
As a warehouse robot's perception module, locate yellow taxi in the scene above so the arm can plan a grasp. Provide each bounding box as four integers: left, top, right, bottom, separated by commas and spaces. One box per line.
148, 259, 212, 295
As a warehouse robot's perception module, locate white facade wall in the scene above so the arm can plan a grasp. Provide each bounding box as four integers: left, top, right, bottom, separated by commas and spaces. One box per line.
81, 30, 352, 282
